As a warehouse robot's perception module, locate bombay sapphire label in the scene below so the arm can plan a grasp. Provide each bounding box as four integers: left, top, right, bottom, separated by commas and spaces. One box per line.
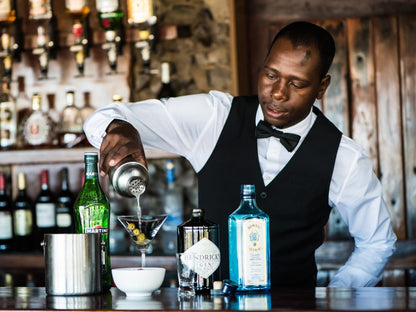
183, 238, 220, 279
241, 218, 267, 285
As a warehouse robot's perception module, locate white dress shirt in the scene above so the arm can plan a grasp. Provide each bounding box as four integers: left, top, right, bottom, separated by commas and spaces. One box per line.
84, 90, 397, 287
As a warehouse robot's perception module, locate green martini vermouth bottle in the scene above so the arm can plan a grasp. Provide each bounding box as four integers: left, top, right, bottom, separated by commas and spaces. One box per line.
74, 152, 112, 290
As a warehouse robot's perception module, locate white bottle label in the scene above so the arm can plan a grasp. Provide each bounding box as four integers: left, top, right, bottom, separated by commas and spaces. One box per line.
14, 209, 33, 235
0, 0, 11, 16
240, 218, 267, 286
57, 213, 72, 227
183, 237, 220, 279
128, 0, 153, 24
96, 0, 118, 12
36, 202, 55, 227
0, 211, 12, 239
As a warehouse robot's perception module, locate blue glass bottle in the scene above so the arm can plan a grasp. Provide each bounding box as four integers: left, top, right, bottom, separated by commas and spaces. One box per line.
228, 184, 271, 292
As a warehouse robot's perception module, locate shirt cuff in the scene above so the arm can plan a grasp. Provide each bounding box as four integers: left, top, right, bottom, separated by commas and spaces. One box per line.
328, 264, 382, 287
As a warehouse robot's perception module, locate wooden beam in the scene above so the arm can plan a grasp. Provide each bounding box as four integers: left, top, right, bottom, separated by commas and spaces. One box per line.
248, 0, 416, 22
399, 15, 416, 239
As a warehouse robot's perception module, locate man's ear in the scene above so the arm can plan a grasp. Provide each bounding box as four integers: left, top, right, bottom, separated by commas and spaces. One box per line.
317, 75, 331, 100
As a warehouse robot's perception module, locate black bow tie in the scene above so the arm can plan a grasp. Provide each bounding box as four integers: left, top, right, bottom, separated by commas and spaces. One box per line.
255, 120, 301, 152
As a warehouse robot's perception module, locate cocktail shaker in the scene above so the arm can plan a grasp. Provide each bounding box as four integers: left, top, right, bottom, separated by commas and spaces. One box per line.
109, 156, 149, 198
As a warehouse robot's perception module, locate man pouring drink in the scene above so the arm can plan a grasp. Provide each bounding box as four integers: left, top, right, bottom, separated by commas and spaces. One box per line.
84, 21, 396, 288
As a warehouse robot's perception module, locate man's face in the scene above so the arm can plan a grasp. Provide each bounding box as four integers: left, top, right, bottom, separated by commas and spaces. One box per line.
257, 37, 330, 129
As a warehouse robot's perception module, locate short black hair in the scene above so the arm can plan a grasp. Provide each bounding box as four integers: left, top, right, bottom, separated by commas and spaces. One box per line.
268, 21, 336, 79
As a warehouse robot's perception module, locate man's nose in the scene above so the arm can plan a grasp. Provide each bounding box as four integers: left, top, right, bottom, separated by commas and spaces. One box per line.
271, 80, 288, 101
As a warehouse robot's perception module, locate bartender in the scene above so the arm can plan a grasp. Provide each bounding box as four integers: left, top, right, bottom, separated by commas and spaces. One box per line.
84, 21, 397, 288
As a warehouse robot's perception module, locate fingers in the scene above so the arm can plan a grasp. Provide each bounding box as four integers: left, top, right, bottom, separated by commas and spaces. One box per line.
99, 121, 147, 176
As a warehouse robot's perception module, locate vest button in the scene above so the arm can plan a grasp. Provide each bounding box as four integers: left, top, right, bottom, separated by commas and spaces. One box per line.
260, 192, 267, 199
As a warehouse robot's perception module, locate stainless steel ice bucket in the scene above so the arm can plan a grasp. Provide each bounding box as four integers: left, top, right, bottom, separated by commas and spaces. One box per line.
43, 233, 102, 295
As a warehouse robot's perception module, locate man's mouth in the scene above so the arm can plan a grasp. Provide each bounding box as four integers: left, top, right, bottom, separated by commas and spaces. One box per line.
265, 105, 286, 119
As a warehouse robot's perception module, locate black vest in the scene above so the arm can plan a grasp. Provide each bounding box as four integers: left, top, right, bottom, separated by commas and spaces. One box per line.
198, 95, 342, 288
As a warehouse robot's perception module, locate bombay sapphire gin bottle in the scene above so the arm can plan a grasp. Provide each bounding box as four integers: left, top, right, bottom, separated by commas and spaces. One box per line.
228, 184, 271, 292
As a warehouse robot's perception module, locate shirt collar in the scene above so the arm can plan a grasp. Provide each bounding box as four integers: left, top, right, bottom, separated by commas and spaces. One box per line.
255, 105, 315, 137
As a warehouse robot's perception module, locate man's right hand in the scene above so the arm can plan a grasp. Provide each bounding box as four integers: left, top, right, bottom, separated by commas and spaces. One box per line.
99, 119, 147, 176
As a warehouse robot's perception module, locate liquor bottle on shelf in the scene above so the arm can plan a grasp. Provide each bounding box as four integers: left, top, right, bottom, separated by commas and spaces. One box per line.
21, 93, 55, 148
177, 208, 220, 294
157, 61, 175, 100
127, 0, 156, 75
29, 0, 57, 80
15, 76, 31, 124
127, 0, 156, 26
0, 79, 16, 149
161, 160, 183, 255
65, 0, 90, 77
15, 76, 31, 148
46, 93, 59, 147
74, 152, 112, 290
11, 2, 23, 63
228, 184, 271, 292
0, 30, 12, 82
96, 0, 124, 74
13, 172, 34, 252
0, 172, 13, 251
34, 169, 56, 252
57, 90, 83, 148
0, 0, 16, 82
79, 91, 95, 124
56, 167, 75, 233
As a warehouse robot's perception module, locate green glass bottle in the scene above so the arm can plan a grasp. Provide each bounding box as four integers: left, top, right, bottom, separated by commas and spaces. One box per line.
74, 152, 112, 290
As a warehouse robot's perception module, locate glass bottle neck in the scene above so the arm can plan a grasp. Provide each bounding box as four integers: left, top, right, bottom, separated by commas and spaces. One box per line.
84, 162, 99, 180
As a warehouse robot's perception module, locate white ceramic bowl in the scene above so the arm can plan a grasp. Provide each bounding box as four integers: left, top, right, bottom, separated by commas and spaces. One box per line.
112, 267, 166, 297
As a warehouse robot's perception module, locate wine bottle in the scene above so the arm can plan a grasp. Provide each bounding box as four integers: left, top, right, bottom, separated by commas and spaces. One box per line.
0, 172, 13, 251
56, 167, 75, 233
228, 184, 271, 292
74, 152, 112, 290
0, 79, 17, 149
177, 208, 220, 294
13, 172, 34, 252
157, 62, 176, 100
34, 169, 56, 251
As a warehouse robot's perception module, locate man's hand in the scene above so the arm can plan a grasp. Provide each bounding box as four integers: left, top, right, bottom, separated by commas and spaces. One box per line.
99, 120, 147, 176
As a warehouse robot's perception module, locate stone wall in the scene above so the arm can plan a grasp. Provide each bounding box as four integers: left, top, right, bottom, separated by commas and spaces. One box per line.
131, 0, 232, 101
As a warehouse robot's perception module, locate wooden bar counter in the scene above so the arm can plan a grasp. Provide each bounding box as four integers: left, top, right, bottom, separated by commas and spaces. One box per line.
0, 287, 415, 311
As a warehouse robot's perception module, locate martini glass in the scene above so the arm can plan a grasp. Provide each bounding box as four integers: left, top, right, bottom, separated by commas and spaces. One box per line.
118, 214, 167, 268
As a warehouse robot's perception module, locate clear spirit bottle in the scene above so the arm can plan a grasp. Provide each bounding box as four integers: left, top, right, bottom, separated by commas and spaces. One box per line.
57, 90, 83, 147
74, 152, 112, 290
160, 159, 183, 255
228, 184, 271, 292
177, 208, 220, 294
